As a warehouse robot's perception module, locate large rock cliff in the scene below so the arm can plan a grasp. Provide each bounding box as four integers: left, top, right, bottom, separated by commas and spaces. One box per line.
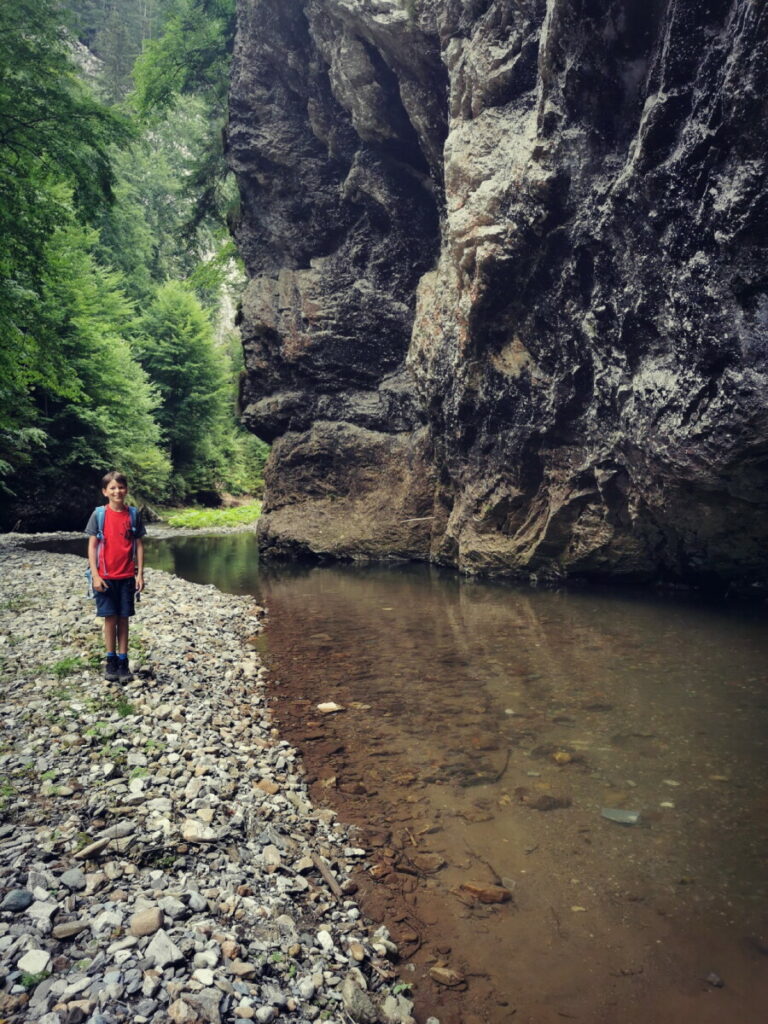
228, 0, 768, 589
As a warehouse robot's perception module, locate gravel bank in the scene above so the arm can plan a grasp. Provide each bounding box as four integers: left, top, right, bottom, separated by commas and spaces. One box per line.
0, 541, 422, 1024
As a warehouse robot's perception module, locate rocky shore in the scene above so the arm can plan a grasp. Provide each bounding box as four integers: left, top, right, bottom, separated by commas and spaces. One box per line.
0, 540, 424, 1024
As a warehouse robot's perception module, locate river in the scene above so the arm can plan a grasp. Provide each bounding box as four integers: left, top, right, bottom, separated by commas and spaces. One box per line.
38, 532, 768, 1023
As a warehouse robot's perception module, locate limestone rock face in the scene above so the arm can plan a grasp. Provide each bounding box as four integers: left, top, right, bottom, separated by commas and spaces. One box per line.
228, 0, 768, 588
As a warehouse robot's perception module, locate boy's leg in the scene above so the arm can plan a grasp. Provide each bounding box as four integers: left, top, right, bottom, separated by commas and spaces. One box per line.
103, 615, 119, 682
103, 615, 117, 653
117, 616, 129, 655
117, 616, 133, 682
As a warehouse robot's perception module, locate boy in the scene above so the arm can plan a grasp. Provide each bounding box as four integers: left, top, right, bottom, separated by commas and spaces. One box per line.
85, 471, 146, 683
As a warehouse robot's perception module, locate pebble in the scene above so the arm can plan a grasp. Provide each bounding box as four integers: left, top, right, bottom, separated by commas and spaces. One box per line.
342, 973, 378, 1023
18, 948, 52, 974
130, 908, 164, 937
52, 920, 89, 940
255, 1007, 278, 1023
429, 965, 464, 987
0, 538, 416, 1024
60, 868, 86, 891
145, 929, 185, 967
192, 967, 215, 986
1, 890, 34, 913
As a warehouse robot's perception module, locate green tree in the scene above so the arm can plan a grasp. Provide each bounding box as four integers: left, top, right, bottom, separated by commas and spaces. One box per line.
0, 218, 171, 524
0, 0, 142, 511
0, 0, 264, 519
96, 5, 139, 102
132, 0, 234, 112
0, 0, 131, 352
64, 0, 177, 96
132, 0, 236, 237
135, 280, 230, 497
96, 96, 221, 300
37, 224, 171, 491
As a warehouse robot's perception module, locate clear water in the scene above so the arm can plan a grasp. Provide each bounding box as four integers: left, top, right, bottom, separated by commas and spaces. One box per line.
42, 533, 768, 1021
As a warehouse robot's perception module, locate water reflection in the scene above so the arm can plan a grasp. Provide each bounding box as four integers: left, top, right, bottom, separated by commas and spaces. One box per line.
255, 564, 768, 1023
38, 533, 768, 1020
144, 533, 261, 594
258, 566, 768, 890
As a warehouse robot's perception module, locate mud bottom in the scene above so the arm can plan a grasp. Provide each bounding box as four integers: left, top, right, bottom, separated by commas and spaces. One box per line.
253, 565, 768, 1024
135, 537, 768, 1023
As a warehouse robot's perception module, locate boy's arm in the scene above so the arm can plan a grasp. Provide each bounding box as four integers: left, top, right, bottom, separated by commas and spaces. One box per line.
87, 536, 107, 591
135, 538, 145, 592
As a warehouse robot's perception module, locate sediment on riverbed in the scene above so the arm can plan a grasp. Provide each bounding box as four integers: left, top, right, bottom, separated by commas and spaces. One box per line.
0, 540, 420, 1024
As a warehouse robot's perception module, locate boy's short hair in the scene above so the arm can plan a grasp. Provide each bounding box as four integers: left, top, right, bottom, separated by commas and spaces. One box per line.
102, 470, 128, 488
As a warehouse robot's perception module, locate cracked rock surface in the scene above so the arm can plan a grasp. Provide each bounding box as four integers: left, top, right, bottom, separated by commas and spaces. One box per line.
228, 0, 768, 590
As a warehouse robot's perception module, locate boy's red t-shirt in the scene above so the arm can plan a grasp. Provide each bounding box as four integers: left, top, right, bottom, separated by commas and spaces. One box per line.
99, 506, 136, 578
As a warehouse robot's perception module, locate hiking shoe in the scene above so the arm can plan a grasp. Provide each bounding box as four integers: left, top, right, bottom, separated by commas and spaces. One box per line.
117, 660, 134, 683
104, 655, 119, 682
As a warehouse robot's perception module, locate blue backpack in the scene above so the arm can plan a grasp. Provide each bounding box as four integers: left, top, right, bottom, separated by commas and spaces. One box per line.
85, 505, 141, 599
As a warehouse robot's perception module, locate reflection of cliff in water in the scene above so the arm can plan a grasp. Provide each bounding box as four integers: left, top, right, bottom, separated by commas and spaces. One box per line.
258, 562, 768, 1023
260, 561, 768, 829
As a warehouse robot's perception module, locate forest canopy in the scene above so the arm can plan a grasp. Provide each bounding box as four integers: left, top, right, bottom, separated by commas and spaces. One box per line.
0, 0, 266, 529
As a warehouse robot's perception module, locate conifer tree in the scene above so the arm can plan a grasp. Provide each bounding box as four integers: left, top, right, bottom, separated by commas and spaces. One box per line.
135, 281, 230, 498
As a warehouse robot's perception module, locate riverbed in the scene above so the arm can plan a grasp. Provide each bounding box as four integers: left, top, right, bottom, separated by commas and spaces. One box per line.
26, 531, 768, 1023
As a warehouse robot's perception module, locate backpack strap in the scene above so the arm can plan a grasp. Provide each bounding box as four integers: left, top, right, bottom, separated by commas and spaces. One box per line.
94, 505, 107, 576
128, 506, 140, 565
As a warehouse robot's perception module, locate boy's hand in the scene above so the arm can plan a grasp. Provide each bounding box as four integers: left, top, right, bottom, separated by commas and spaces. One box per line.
93, 574, 108, 592
135, 573, 145, 594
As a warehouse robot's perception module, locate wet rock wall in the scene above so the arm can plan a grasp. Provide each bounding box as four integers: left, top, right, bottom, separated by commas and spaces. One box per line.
228, 0, 768, 588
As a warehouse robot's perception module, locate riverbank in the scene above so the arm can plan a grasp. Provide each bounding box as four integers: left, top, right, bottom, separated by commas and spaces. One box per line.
0, 541, 421, 1024
6, 521, 261, 545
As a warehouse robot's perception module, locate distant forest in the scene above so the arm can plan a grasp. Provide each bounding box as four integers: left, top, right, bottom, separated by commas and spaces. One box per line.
0, 0, 267, 527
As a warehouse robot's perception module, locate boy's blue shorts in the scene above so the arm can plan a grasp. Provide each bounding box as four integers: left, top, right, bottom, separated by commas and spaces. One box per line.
94, 577, 137, 618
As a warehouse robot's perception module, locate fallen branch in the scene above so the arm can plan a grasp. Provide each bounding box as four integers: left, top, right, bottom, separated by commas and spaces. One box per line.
311, 852, 344, 899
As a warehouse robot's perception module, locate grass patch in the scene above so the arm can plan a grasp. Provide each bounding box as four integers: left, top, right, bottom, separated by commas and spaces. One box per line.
163, 501, 261, 530
50, 656, 88, 678
101, 692, 136, 718
99, 742, 127, 763
21, 971, 50, 991
84, 720, 114, 738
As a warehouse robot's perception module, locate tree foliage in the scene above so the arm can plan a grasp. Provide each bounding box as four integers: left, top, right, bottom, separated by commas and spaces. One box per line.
134, 281, 230, 497
0, 2, 167, 513
132, 0, 237, 239
35, 224, 171, 490
0, 0, 131, 345
0, 0, 266, 526
66, 0, 178, 100
133, 0, 235, 114
0, 216, 171, 524
96, 96, 226, 300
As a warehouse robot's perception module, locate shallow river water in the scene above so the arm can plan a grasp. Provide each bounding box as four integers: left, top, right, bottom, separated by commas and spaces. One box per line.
45, 533, 768, 1022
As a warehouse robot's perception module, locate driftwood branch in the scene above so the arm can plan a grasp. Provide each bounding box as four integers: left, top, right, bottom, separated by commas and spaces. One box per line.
311, 852, 344, 899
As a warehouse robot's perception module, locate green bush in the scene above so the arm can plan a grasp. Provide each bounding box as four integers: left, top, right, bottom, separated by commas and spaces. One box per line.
164, 501, 261, 529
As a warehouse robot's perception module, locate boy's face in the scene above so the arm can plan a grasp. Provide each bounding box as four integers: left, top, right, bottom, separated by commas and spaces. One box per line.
103, 480, 127, 507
